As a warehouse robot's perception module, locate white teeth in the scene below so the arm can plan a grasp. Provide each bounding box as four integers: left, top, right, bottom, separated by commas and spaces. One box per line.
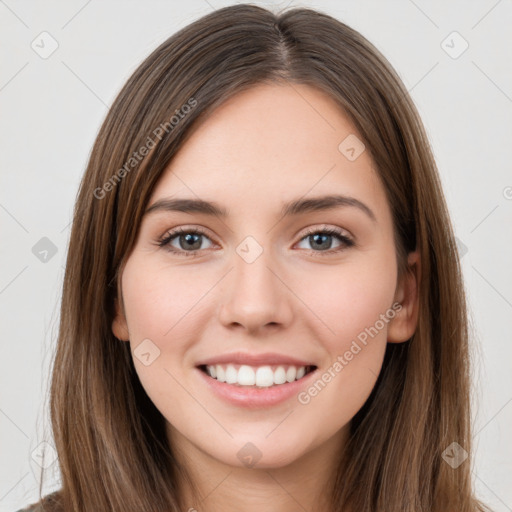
216, 365, 226, 382
238, 365, 255, 385
225, 364, 238, 384
203, 364, 312, 387
286, 366, 296, 382
255, 366, 274, 387
273, 366, 287, 385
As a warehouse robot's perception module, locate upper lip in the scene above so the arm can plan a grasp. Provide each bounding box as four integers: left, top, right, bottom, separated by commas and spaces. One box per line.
196, 352, 317, 368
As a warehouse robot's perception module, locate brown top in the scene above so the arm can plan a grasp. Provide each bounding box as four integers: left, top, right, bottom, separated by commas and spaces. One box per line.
15, 503, 40, 511
15, 490, 61, 512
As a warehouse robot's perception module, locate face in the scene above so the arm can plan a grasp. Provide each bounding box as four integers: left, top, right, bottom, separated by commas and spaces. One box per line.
112, 83, 419, 471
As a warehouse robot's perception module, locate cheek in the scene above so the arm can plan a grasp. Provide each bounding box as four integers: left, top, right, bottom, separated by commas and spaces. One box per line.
122, 258, 207, 342
121, 262, 209, 418
120, 259, 200, 385
293, 252, 397, 427
298, 256, 397, 349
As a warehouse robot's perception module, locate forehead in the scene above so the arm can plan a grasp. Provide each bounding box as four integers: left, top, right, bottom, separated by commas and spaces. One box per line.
148, 83, 386, 220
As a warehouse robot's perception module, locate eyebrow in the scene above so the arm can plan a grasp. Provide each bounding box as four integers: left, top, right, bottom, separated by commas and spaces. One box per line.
144, 194, 376, 222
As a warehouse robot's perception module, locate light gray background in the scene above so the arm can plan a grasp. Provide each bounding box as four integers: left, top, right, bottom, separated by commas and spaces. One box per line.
1, 1, 511, 511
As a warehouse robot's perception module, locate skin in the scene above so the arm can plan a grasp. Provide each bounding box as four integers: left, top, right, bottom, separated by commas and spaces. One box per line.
112, 83, 420, 512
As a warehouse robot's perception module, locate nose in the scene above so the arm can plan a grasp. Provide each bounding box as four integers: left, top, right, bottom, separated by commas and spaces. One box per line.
217, 244, 294, 334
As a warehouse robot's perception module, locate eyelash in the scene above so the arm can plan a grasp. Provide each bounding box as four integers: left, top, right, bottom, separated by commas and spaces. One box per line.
155, 226, 355, 258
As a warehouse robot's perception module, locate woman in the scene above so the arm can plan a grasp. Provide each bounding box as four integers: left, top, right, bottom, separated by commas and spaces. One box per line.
17, 4, 492, 511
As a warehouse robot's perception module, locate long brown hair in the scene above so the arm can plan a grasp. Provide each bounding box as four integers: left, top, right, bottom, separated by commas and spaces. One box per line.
28, 4, 491, 511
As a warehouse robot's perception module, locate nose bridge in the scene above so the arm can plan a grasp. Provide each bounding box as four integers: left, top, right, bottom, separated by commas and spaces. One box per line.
233, 234, 280, 304
218, 234, 292, 330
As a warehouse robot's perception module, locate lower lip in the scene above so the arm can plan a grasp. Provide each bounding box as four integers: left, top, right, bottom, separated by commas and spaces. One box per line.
196, 367, 318, 408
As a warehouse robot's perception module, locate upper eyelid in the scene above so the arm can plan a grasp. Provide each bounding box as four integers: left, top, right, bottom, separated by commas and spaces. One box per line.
161, 225, 216, 242
300, 224, 353, 239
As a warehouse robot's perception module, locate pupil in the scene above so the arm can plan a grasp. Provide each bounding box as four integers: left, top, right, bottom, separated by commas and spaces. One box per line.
182, 233, 201, 250
311, 234, 331, 250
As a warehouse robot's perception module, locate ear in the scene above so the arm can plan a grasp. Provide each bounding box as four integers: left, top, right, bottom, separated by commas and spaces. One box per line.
112, 296, 130, 341
387, 250, 421, 343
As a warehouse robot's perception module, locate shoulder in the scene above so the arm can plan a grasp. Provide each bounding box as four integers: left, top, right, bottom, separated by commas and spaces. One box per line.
14, 500, 41, 512
15, 490, 63, 512
14, 504, 40, 512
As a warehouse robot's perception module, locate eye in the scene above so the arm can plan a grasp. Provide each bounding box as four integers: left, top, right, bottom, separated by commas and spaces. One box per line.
295, 226, 354, 255
156, 226, 214, 257
156, 225, 355, 257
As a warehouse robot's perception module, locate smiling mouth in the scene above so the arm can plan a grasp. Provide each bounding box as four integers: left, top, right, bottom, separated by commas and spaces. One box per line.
197, 364, 317, 388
